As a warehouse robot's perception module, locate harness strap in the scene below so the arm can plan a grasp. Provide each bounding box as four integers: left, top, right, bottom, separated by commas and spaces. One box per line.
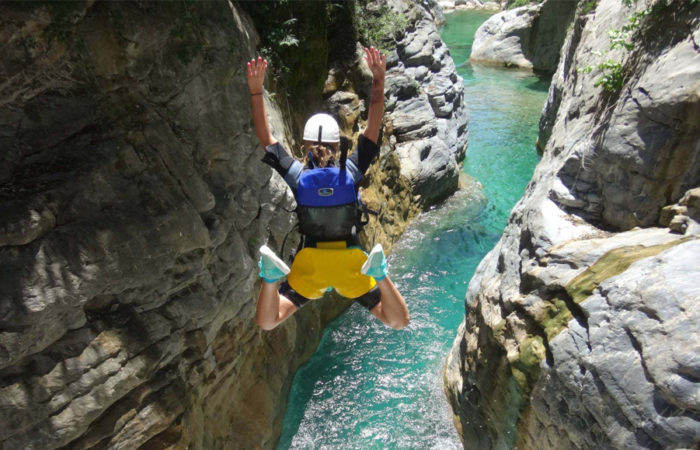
280, 223, 301, 264
340, 138, 348, 172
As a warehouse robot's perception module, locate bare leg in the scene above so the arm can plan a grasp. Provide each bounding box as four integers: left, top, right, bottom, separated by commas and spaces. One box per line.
369, 276, 410, 329
256, 281, 298, 330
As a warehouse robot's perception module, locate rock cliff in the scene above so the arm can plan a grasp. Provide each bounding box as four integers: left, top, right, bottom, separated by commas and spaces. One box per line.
0, 1, 466, 448
384, 0, 469, 206
445, 0, 700, 448
470, 0, 578, 73
325, 0, 469, 248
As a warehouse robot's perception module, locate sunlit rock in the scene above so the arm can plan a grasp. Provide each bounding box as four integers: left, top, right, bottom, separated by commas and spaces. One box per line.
445, 0, 700, 447
470, 0, 578, 73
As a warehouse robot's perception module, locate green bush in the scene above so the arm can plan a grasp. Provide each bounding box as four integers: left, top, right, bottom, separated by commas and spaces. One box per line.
238, 1, 343, 115
239, 1, 305, 78
43, 2, 83, 45
576, 0, 660, 93
506, 0, 542, 9
592, 59, 624, 91
580, 0, 597, 14
354, 1, 409, 52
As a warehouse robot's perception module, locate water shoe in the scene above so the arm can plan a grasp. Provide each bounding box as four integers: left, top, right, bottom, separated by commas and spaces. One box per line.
258, 245, 291, 283
361, 243, 387, 281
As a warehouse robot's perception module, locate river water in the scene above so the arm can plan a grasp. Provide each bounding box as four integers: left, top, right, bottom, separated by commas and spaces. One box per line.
278, 10, 549, 449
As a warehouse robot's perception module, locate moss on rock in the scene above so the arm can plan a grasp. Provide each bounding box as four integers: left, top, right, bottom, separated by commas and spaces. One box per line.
508, 237, 694, 407
566, 238, 694, 304
510, 335, 546, 391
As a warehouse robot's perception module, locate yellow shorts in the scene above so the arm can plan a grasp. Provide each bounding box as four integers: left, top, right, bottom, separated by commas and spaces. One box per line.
287, 241, 377, 300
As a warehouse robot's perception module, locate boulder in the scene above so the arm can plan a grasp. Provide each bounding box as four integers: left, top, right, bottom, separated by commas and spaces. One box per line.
470, 0, 578, 73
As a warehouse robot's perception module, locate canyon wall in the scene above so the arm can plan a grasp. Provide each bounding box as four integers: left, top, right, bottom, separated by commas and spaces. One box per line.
445, 0, 700, 448
330, 0, 469, 249
0, 1, 466, 448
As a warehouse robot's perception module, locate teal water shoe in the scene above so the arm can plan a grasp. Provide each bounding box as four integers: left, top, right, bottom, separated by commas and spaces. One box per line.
258, 245, 291, 283
361, 243, 387, 281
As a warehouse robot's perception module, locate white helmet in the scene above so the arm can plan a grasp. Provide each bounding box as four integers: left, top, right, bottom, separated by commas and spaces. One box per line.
303, 113, 340, 144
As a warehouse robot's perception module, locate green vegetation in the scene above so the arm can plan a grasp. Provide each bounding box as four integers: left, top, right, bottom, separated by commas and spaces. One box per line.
580, 0, 598, 14
577, 0, 661, 93
239, 1, 358, 123
256, 12, 301, 77
506, 0, 542, 9
261, 17, 300, 62
577, 0, 678, 93
578, 54, 625, 92
354, 1, 409, 52
610, 8, 651, 49
239, 1, 334, 93
43, 2, 82, 45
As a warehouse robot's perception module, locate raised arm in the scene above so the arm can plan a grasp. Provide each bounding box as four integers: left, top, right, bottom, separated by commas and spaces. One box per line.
363, 47, 386, 145
246, 57, 277, 148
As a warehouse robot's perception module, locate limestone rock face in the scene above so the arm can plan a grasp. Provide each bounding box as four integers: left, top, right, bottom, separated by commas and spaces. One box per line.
521, 237, 700, 449
383, 0, 470, 205
470, 0, 578, 73
0, 1, 467, 448
0, 3, 313, 449
445, 0, 700, 448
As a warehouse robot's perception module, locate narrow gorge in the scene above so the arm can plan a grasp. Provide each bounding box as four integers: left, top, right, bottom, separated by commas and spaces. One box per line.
278, 8, 551, 447
2, 0, 698, 448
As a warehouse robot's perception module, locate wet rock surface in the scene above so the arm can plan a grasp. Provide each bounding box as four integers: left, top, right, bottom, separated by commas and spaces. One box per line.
445, 0, 700, 448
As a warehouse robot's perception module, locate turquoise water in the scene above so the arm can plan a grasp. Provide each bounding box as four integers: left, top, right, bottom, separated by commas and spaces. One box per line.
278, 11, 548, 449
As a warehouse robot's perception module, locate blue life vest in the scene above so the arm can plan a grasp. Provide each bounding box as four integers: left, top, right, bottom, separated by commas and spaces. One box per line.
296, 167, 363, 241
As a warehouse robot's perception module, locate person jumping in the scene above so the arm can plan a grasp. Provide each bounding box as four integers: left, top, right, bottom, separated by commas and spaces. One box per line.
246, 47, 409, 331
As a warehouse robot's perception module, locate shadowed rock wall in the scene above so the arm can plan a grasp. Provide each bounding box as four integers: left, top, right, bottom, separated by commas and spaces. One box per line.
0, 2, 316, 448
445, 0, 700, 448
